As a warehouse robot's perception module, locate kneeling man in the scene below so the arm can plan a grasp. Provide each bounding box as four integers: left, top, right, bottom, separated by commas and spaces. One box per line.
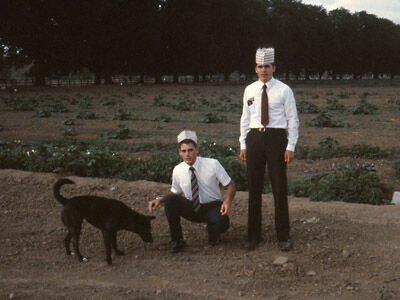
148, 130, 236, 252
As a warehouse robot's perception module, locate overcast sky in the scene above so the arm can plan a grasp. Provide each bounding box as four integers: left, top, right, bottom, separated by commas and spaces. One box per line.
301, 0, 400, 24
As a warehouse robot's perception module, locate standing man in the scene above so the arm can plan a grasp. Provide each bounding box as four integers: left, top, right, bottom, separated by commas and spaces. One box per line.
149, 130, 236, 253
239, 48, 299, 251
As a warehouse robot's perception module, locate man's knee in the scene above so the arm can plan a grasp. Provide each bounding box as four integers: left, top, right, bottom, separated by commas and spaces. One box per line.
164, 194, 182, 215
208, 215, 229, 234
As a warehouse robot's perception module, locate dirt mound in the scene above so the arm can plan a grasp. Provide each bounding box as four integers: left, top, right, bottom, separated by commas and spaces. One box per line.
1, 169, 399, 299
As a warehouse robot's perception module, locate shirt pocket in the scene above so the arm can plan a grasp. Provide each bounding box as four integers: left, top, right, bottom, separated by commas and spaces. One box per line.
269, 98, 283, 110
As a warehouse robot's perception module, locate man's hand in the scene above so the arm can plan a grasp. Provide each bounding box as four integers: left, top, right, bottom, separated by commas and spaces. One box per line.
148, 197, 161, 213
284, 150, 294, 163
239, 149, 246, 161
220, 199, 231, 216
221, 181, 235, 215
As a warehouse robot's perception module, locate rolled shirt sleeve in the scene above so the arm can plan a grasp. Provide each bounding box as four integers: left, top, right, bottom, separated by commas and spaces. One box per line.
170, 166, 183, 194
215, 160, 232, 187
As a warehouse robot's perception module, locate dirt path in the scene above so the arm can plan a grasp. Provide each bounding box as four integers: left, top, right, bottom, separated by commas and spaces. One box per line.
1, 169, 399, 299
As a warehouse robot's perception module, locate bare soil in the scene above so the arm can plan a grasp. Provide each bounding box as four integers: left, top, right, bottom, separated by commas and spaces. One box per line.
1, 84, 400, 299
1, 169, 400, 299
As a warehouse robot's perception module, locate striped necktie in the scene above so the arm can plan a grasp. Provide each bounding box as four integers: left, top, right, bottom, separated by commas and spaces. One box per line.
190, 166, 200, 213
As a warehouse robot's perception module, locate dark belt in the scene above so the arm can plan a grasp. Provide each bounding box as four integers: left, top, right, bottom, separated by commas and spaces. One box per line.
200, 200, 222, 208
251, 128, 285, 133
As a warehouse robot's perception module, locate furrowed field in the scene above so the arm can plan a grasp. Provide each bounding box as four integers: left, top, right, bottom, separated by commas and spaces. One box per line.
1, 81, 400, 299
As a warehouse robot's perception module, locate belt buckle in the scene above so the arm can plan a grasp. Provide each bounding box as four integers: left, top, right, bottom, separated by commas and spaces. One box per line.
258, 128, 266, 133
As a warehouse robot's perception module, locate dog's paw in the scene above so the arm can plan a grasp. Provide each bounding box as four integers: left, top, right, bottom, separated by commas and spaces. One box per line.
70, 251, 75, 256
82, 257, 89, 262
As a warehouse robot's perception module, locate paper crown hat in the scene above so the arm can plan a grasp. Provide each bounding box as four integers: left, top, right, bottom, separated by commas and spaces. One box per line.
177, 130, 197, 144
256, 48, 275, 64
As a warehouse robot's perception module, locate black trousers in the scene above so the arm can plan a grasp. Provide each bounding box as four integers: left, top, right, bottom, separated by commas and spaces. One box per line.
246, 128, 290, 242
164, 194, 229, 243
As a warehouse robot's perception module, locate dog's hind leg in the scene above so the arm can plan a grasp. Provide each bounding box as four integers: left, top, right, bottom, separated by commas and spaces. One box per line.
102, 230, 113, 264
111, 231, 125, 256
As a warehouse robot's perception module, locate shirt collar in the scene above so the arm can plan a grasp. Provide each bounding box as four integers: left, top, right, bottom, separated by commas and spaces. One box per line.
185, 157, 200, 172
257, 77, 276, 90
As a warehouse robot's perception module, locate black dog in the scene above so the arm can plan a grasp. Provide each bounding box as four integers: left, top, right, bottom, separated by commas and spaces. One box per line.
53, 178, 155, 264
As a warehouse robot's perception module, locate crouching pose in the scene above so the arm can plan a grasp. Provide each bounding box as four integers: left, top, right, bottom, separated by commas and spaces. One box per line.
148, 130, 236, 252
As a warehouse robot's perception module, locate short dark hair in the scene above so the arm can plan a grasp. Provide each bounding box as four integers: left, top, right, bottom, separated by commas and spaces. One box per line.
178, 139, 197, 149
255, 63, 276, 67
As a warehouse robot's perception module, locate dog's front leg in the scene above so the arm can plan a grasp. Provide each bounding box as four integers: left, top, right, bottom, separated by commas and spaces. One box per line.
102, 230, 113, 264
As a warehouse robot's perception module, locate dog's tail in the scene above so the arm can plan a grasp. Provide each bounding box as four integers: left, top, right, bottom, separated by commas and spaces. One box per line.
53, 178, 75, 205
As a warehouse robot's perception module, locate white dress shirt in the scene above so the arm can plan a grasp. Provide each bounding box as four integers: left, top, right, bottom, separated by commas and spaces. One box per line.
171, 157, 231, 204
239, 78, 299, 151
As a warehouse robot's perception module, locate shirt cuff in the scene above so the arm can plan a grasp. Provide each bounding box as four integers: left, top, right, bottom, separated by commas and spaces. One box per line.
286, 144, 295, 152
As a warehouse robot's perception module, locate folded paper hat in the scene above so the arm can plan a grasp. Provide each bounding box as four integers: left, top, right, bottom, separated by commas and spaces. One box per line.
256, 48, 275, 64
177, 130, 197, 144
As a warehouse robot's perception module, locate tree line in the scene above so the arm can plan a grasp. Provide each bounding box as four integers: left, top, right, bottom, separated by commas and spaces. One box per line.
1, 0, 400, 85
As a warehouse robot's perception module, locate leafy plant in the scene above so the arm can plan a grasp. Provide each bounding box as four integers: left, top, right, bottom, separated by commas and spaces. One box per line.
47, 100, 70, 112
112, 109, 132, 120
34, 109, 51, 118
217, 103, 242, 113
60, 126, 77, 136
75, 111, 97, 119
289, 162, 391, 205
350, 99, 379, 115
200, 112, 228, 123
326, 97, 346, 111
307, 112, 349, 128
325, 90, 334, 96
151, 115, 171, 122
172, 98, 196, 111
63, 118, 75, 125
103, 124, 137, 139
296, 99, 320, 113
198, 140, 238, 158
295, 136, 388, 160
101, 97, 124, 106
152, 95, 166, 106
219, 95, 232, 102
338, 90, 350, 99
2, 95, 40, 111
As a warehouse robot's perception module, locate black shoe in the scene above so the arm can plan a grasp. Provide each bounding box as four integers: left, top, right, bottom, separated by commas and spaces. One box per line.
279, 238, 293, 252
170, 239, 186, 253
245, 240, 258, 251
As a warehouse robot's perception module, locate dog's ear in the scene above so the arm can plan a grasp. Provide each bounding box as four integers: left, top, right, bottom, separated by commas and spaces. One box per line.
147, 216, 156, 220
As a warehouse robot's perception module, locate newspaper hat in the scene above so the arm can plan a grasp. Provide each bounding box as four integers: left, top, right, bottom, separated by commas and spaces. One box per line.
177, 130, 197, 144
256, 48, 275, 64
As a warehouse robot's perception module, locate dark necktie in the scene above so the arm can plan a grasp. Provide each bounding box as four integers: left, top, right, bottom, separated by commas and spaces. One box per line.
261, 84, 269, 126
190, 166, 200, 213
